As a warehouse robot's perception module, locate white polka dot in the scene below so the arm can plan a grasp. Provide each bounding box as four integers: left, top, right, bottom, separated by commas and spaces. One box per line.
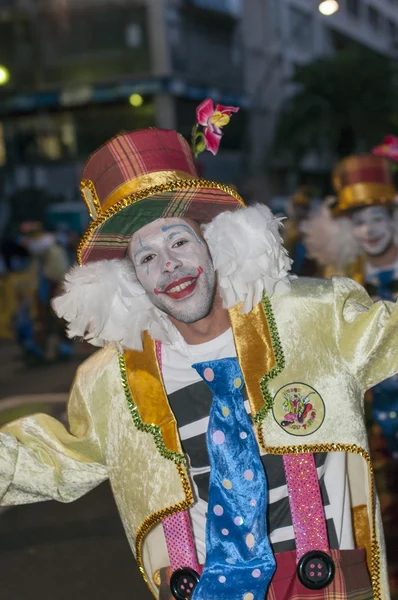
204, 367, 215, 382
234, 516, 244, 526
240, 432, 248, 439
243, 593, 254, 600
252, 569, 261, 578
234, 377, 242, 388
222, 406, 230, 417
244, 470, 254, 481
221, 528, 229, 536
213, 505, 224, 516
250, 499, 257, 507
246, 533, 255, 548
222, 479, 233, 490
213, 430, 225, 445
218, 576, 226, 583
226, 558, 235, 565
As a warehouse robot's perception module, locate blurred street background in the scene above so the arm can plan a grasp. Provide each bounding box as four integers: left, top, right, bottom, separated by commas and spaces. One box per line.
0, 0, 398, 598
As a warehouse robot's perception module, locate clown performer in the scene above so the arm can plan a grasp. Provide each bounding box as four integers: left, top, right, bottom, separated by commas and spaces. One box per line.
0, 104, 397, 599
302, 154, 398, 461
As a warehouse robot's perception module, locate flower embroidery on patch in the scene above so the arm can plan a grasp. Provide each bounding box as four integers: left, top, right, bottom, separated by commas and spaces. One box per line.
272, 383, 325, 437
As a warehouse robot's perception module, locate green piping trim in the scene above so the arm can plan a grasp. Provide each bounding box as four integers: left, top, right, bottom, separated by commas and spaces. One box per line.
253, 295, 286, 424
118, 353, 186, 465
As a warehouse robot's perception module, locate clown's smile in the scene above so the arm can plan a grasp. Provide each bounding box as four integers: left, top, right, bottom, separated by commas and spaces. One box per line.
155, 267, 203, 300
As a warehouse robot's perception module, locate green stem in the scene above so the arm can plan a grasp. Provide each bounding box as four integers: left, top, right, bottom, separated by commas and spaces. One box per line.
191, 124, 198, 157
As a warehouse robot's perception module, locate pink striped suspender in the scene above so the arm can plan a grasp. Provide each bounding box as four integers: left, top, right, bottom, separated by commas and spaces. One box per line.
283, 453, 330, 561
162, 512, 201, 573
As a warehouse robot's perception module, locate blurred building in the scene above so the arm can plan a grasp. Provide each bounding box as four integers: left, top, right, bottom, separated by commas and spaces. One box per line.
244, 0, 398, 202
0, 0, 246, 229
0, 0, 397, 217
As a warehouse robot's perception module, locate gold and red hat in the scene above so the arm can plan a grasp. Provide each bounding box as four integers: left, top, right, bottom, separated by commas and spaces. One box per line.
331, 154, 396, 216
78, 128, 244, 265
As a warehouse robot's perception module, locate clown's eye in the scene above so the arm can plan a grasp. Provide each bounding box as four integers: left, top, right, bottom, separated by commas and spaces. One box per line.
172, 239, 188, 248
141, 254, 155, 264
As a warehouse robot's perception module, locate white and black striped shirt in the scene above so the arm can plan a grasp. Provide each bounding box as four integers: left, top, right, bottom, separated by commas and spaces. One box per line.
161, 329, 354, 563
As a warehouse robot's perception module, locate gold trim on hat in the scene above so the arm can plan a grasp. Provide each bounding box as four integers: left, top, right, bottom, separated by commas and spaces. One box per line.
80, 179, 102, 220
333, 182, 396, 215
101, 170, 195, 213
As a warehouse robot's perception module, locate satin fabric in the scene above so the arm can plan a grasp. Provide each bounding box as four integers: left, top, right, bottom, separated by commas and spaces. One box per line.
192, 358, 275, 599
0, 277, 397, 598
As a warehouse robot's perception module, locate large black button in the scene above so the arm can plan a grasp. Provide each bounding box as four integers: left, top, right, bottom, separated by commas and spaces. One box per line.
170, 567, 200, 599
297, 550, 335, 590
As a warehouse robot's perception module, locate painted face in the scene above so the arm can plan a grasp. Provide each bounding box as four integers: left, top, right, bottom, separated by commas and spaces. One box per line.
128, 218, 216, 323
351, 206, 394, 256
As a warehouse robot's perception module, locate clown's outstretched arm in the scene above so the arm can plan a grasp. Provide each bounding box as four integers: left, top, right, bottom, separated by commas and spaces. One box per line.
0, 362, 108, 506
333, 276, 398, 390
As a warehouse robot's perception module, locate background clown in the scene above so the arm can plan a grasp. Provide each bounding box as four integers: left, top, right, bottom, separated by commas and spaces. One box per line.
302, 154, 398, 460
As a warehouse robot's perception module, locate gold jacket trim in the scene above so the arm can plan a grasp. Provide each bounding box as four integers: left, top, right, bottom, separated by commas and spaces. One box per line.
120, 343, 185, 464
229, 297, 279, 420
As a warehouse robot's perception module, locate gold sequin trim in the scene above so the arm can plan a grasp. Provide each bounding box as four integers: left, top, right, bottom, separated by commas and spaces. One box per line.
77, 178, 245, 264
119, 353, 186, 465
253, 295, 285, 424
80, 178, 102, 220
135, 463, 194, 597
257, 442, 381, 600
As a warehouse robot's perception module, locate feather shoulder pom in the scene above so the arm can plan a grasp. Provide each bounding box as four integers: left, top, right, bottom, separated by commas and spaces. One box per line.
300, 198, 361, 269
203, 204, 293, 313
52, 258, 177, 351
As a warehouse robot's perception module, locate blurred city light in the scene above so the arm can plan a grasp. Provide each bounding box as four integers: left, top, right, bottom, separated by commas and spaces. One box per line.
129, 93, 144, 107
318, 1, 339, 15
0, 65, 10, 85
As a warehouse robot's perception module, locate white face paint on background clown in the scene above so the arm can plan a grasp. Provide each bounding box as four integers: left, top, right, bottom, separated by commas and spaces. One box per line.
351, 206, 394, 256
128, 217, 216, 323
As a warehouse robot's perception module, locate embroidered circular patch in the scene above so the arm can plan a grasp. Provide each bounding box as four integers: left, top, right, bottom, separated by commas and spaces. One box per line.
273, 383, 325, 436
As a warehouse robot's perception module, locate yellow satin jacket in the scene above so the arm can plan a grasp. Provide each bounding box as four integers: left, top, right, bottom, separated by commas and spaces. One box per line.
1, 276, 397, 599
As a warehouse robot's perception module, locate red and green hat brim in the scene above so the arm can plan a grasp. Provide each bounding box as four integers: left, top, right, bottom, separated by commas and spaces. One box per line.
78, 179, 244, 264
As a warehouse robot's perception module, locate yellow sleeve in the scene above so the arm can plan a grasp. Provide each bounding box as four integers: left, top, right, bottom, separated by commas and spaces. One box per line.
0, 365, 108, 505
333, 276, 398, 391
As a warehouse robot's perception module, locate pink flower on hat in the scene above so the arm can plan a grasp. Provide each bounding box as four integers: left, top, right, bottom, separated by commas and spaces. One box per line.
372, 135, 398, 163
194, 98, 239, 156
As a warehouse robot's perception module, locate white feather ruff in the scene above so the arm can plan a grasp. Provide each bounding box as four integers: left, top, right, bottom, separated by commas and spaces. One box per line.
300, 199, 361, 269
52, 259, 177, 351
52, 204, 293, 349
203, 204, 293, 314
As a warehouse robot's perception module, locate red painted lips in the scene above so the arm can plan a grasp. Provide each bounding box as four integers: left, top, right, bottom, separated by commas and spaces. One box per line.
154, 267, 203, 300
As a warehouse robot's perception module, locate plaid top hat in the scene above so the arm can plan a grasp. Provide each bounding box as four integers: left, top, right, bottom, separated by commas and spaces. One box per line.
78, 128, 244, 264
332, 154, 396, 216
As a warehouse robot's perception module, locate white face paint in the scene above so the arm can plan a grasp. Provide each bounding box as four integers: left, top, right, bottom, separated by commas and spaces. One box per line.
128, 218, 216, 323
351, 206, 394, 256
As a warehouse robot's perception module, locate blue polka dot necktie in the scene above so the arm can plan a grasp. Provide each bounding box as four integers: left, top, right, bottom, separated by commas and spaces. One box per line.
191, 357, 276, 600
